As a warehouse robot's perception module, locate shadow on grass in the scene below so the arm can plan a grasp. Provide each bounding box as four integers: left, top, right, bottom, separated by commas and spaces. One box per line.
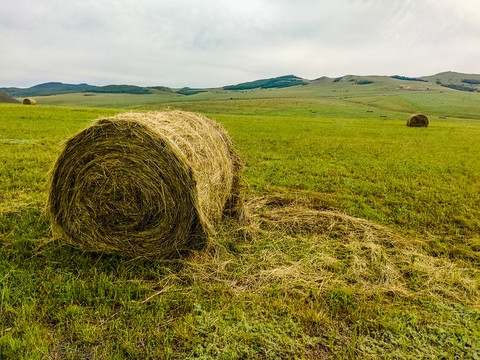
1, 206, 183, 281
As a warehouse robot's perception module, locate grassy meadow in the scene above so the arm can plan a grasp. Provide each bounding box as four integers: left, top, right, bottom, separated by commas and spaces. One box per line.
1, 83, 480, 359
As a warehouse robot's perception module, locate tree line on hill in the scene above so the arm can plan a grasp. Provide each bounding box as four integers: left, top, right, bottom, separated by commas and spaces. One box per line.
223, 75, 306, 90
390, 75, 428, 82
436, 80, 480, 92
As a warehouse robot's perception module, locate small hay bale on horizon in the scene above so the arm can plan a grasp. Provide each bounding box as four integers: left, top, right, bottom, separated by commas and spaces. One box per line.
48, 110, 244, 260
23, 98, 36, 105
407, 114, 429, 127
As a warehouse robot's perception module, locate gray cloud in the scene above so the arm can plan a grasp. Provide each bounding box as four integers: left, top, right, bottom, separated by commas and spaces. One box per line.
1, 0, 479, 87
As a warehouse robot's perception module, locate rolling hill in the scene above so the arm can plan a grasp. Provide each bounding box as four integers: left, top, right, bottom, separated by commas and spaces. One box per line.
0, 90, 20, 103
0, 82, 146, 97
223, 75, 307, 90
0, 75, 309, 97
1, 72, 479, 101
421, 71, 480, 92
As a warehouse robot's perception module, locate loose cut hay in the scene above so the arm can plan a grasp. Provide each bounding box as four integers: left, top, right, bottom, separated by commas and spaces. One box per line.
407, 114, 429, 127
244, 195, 394, 240
187, 195, 479, 307
48, 110, 244, 260
23, 98, 36, 105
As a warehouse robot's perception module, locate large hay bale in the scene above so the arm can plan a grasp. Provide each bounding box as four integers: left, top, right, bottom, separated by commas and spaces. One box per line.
406, 114, 429, 127
48, 110, 244, 260
23, 98, 36, 105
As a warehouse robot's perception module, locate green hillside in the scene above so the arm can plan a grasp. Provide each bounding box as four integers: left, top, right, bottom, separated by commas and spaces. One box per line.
0, 90, 20, 103
223, 74, 307, 90
1, 82, 97, 97
421, 71, 480, 92
0, 82, 166, 97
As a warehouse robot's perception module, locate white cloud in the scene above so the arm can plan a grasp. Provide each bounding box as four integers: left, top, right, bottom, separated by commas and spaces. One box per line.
1, 0, 479, 87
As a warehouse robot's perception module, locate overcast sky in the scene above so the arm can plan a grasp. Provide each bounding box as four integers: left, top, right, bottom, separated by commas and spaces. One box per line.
1, 0, 479, 88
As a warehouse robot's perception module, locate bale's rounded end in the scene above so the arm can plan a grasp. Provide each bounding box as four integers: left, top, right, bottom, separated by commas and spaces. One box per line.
23, 98, 36, 105
407, 114, 429, 127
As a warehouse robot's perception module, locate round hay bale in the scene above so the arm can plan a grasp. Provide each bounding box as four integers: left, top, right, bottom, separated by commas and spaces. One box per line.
23, 98, 36, 105
406, 114, 429, 127
48, 110, 244, 260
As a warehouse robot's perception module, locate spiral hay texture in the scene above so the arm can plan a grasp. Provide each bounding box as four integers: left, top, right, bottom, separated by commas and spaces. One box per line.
48, 111, 243, 260
406, 114, 429, 127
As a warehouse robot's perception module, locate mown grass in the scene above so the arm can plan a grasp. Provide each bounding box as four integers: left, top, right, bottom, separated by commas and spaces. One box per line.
1, 98, 479, 359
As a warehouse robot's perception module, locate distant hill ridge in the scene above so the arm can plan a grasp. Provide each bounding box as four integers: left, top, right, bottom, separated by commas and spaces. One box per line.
2, 71, 480, 97
30, 82, 94, 90
0, 90, 20, 103
0, 83, 150, 97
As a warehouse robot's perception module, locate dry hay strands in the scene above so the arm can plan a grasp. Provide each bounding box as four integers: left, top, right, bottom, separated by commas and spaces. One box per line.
245, 195, 394, 241
48, 110, 244, 260
406, 113, 429, 127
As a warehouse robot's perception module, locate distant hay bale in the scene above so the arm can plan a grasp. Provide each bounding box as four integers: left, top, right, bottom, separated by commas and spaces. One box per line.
48, 110, 244, 260
406, 114, 429, 127
23, 98, 36, 105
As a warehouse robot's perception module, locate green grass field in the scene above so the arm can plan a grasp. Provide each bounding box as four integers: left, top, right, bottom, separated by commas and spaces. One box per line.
1, 83, 479, 359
